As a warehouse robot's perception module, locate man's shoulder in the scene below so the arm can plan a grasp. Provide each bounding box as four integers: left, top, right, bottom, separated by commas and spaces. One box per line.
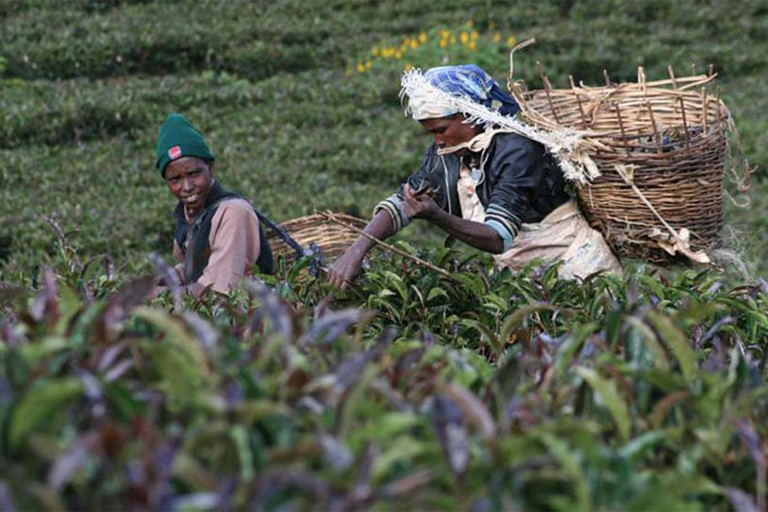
215, 198, 258, 221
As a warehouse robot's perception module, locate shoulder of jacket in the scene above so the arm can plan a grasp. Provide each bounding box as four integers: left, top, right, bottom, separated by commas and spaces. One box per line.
215, 198, 258, 219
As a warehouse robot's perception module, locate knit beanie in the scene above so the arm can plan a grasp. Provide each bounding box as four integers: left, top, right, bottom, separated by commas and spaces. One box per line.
155, 114, 215, 176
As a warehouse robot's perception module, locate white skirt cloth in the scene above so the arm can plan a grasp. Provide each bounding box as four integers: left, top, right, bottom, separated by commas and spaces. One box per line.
456, 164, 621, 279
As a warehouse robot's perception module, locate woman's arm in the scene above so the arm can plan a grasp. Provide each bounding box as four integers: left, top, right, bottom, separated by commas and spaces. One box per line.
402, 184, 503, 254
328, 210, 396, 289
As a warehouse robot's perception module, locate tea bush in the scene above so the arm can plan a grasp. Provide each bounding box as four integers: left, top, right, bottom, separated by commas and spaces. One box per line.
0, 246, 767, 510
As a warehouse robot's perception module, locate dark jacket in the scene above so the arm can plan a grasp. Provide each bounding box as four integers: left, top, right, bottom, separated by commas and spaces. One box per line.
375, 132, 570, 249
173, 181, 274, 285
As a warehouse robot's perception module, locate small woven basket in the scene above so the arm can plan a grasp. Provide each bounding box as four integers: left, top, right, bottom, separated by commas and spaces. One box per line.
266, 213, 368, 261
515, 66, 731, 263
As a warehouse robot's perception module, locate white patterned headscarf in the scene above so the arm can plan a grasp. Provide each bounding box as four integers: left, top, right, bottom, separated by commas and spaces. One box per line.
401, 64, 519, 123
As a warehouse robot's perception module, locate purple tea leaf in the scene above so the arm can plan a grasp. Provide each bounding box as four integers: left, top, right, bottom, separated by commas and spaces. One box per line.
377, 468, 435, 500
319, 434, 354, 472
170, 493, 219, 511
736, 420, 766, 469
48, 433, 99, 491
96, 342, 128, 373
0, 479, 16, 512
148, 252, 182, 312
370, 379, 409, 412
182, 311, 219, 357
300, 308, 368, 346
725, 487, 759, 512
30, 267, 59, 323
430, 395, 469, 478
757, 277, 768, 300
244, 278, 295, 340
103, 359, 134, 383
439, 382, 497, 443
99, 276, 156, 336
251, 470, 332, 509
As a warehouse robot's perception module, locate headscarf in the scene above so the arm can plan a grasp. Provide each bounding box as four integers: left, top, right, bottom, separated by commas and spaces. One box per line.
401, 64, 519, 123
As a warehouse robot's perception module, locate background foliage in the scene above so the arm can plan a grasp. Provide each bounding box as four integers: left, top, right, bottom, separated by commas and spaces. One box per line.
0, 0, 765, 278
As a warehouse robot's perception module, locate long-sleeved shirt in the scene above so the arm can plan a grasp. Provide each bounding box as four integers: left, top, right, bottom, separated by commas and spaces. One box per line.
374, 132, 570, 251
173, 198, 264, 293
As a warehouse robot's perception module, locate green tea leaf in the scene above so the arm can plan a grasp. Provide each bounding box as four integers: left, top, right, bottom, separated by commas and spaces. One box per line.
576, 367, 631, 442
10, 378, 83, 449
645, 311, 697, 384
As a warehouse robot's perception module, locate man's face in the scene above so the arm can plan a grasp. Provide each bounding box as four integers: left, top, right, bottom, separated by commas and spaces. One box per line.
420, 115, 479, 155
164, 157, 214, 215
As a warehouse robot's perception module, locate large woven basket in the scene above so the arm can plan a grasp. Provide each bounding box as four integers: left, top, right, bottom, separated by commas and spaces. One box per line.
517, 68, 730, 263
266, 213, 368, 261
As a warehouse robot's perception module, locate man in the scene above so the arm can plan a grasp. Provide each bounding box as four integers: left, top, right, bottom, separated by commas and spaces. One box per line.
329, 65, 619, 289
155, 114, 273, 295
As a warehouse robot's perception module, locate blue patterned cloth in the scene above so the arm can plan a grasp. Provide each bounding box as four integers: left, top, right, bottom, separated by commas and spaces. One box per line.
409, 64, 519, 120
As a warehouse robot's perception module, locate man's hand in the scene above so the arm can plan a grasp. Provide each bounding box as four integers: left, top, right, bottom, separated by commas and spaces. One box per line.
403, 183, 440, 220
328, 247, 364, 290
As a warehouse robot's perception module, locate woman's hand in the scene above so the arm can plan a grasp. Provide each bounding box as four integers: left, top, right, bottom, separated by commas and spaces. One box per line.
403, 183, 440, 220
328, 247, 365, 290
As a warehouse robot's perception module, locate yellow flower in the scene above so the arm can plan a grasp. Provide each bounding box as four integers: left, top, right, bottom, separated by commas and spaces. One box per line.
469, 40, 477, 51
410, 39, 418, 49
419, 32, 427, 43
395, 50, 403, 59
372, 46, 380, 56
493, 32, 501, 43
460, 31, 469, 44
440, 29, 450, 39
508, 36, 516, 47
450, 35, 456, 44
356, 62, 365, 73
439, 39, 448, 48
471, 30, 478, 40
404, 63, 413, 71
366, 60, 372, 69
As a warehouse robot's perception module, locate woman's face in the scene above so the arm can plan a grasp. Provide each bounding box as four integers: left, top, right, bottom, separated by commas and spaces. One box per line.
420, 115, 479, 155
164, 156, 214, 217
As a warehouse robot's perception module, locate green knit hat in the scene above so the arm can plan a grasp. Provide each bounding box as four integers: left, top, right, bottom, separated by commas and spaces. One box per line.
155, 114, 215, 176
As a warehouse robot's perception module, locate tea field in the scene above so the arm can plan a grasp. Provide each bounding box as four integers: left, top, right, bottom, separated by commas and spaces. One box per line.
1, 0, 768, 510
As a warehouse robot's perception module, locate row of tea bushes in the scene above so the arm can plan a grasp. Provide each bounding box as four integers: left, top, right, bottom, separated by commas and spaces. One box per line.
0, 247, 766, 510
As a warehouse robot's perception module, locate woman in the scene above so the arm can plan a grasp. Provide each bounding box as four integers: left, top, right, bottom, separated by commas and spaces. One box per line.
329, 65, 619, 289
155, 114, 273, 296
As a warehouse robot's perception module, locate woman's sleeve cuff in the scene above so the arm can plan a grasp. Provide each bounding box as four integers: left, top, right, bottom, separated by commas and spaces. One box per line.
374, 195, 410, 232
485, 219, 514, 252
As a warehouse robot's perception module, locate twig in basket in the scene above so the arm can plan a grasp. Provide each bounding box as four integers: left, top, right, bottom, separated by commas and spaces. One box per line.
679, 96, 691, 153
569, 75, 589, 130
646, 102, 663, 154
318, 211, 456, 280
615, 102, 630, 156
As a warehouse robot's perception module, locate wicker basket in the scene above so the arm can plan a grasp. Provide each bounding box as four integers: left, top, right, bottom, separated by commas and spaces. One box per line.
516, 68, 730, 263
266, 213, 368, 261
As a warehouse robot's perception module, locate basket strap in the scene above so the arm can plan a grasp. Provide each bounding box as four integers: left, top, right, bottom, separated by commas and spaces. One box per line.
253, 209, 308, 258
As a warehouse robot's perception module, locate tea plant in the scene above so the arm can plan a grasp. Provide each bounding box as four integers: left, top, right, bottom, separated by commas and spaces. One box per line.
4, 242, 766, 510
